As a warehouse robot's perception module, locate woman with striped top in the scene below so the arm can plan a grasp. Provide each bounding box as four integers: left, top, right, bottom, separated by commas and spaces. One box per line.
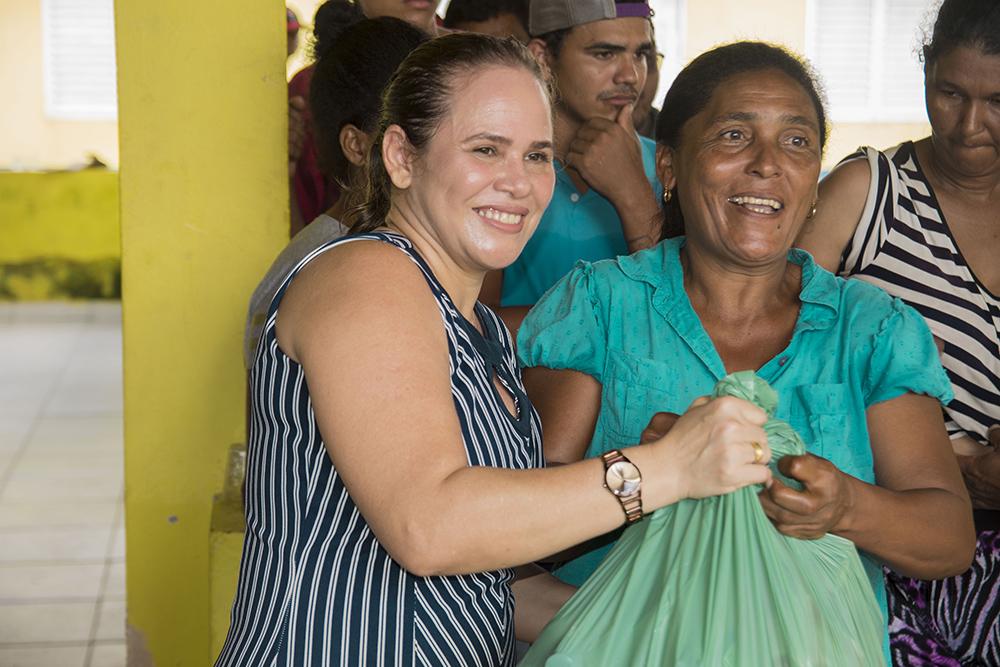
797, 1, 1000, 662
217, 33, 776, 667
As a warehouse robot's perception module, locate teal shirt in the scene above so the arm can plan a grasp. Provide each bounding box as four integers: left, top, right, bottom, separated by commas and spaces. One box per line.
500, 135, 661, 307
517, 237, 952, 645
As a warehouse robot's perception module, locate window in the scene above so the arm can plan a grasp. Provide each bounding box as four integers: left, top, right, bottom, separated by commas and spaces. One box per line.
652, 0, 686, 104
805, 0, 936, 122
41, 0, 118, 121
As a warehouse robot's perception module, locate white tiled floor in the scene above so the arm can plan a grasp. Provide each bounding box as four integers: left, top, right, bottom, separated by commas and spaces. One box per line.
0, 302, 125, 667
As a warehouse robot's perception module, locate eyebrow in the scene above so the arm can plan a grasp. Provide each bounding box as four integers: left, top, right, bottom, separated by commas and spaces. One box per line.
782, 114, 820, 130
937, 79, 1000, 97
463, 132, 553, 150
585, 41, 653, 54
711, 112, 756, 124
710, 111, 819, 130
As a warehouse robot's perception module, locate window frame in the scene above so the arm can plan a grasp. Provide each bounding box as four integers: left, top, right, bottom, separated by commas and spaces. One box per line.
805, 0, 931, 123
41, 0, 119, 121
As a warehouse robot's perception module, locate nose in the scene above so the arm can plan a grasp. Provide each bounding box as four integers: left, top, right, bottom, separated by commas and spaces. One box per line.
959, 100, 986, 138
495, 158, 532, 199
747, 140, 782, 179
614, 53, 641, 87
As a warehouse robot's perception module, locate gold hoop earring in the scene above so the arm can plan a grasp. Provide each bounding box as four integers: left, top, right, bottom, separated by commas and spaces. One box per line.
663, 190, 672, 203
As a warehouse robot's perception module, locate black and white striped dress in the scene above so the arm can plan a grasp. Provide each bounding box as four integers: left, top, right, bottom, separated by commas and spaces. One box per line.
840, 143, 1000, 665
216, 232, 543, 667
839, 142, 1000, 444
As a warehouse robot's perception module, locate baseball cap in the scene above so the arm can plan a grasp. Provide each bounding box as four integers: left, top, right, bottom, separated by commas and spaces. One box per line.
529, 0, 652, 36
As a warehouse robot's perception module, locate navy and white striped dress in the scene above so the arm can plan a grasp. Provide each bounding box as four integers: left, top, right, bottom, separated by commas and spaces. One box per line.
839, 142, 1000, 444
216, 232, 543, 667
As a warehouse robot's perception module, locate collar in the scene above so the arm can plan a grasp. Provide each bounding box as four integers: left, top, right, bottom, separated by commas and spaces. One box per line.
618, 237, 841, 333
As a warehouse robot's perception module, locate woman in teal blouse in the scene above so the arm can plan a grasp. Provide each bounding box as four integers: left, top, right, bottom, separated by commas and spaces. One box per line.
517, 42, 975, 645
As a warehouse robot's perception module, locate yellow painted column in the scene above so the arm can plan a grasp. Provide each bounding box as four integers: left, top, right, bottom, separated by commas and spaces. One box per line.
114, 0, 287, 663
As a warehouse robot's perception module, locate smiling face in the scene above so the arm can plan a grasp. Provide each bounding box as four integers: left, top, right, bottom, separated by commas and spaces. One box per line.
546, 17, 653, 125
397, 65, 555, 272
658, 68, 822, 269
925, 45, 1000, 180
357, 0, 441, 32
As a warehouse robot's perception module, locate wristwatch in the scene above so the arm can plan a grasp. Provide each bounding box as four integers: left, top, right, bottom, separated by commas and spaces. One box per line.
601, 449, 643, 525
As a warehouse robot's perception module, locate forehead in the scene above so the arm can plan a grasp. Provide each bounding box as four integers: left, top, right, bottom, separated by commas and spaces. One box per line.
697, 69, 818, 126
439, 66, 552, 137
562, 17, 652, 51
930, 46, 1000, 92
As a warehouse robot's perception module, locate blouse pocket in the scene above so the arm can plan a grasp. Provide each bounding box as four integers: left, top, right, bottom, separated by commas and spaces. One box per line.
600, 350, 685, 450
791, 383, 872, 482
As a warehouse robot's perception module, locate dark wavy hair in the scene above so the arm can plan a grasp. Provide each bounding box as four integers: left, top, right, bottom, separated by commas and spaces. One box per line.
654, 41, 828, 238
443, 0, 528, 32
345, 33, 551, 233
309, 17, 428, 189
309, 0, 364, 61
922, 0, 1000, 65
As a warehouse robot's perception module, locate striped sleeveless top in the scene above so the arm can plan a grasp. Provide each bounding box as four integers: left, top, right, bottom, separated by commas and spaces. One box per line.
838, 142, 1000, 444
216, 232, 544, 666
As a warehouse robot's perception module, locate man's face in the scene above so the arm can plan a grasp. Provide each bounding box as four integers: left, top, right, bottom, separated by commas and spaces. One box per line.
547, 18, 653, 124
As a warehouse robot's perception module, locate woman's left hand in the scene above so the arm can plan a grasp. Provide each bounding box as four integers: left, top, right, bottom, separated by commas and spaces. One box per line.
955, 425, 1000, 510
757, 454, 855, 539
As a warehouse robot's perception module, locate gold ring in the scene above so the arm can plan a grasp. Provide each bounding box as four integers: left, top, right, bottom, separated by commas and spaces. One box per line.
750, 441, 764, 465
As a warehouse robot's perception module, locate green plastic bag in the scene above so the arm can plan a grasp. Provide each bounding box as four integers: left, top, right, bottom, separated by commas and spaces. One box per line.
521, 372, 885, 667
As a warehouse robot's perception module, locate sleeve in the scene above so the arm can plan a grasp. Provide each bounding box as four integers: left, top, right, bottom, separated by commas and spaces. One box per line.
838, 146, 895, 277
862, 296, 953, 408
516, 262, 609, 382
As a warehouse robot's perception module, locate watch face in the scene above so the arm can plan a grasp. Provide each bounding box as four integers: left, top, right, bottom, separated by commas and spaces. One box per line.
607, 460, 641, 496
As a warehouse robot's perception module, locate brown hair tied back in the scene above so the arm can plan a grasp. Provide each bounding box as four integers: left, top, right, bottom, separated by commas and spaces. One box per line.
344, 33, 551, 233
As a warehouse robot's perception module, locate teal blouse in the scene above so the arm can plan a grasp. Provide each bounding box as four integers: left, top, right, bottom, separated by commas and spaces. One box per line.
517, 237, 953, 636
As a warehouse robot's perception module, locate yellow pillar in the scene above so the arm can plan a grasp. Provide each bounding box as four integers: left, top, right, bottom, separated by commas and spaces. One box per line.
114, 0, 287, 663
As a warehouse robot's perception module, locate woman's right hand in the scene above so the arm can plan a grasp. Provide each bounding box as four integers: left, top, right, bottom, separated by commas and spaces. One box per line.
640, 396, 772, 508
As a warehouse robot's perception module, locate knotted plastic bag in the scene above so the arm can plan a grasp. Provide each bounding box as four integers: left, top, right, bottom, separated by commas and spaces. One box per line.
521, 372, 884, 666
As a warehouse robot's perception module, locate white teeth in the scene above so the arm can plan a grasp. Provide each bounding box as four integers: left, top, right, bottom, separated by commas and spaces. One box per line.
728, 196, 783, 211
477, 208, 523, 225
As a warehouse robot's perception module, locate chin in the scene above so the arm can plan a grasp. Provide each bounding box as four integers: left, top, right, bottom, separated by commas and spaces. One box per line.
476, 243, 526, 272
730, 239, 790, 265
485, 249, 524, 272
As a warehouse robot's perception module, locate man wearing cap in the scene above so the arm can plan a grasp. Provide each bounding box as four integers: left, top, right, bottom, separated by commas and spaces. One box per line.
488, 0, 661, 312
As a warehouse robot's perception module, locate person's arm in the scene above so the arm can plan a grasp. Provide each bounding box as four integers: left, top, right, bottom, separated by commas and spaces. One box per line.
511, 565, 576, 642
277, 241, 773, 577
794, 156, 872, 273
956, 427, 1000, 509
523, 367, 602, 464
565, 105, 661, 252
759, 392, 975, 579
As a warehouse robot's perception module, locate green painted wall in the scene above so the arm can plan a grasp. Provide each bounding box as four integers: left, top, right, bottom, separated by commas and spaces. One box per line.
0, 170, 120, 299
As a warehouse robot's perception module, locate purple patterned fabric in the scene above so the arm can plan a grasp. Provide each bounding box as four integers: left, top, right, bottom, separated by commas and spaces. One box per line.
886, 530, 1000, 666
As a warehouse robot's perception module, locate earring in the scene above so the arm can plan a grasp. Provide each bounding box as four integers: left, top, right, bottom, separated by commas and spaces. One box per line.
806, 201, 817, 219
663, 189, 672, 203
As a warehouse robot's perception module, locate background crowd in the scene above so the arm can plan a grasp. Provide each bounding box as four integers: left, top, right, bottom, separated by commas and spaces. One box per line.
221, 0, 1000, 665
